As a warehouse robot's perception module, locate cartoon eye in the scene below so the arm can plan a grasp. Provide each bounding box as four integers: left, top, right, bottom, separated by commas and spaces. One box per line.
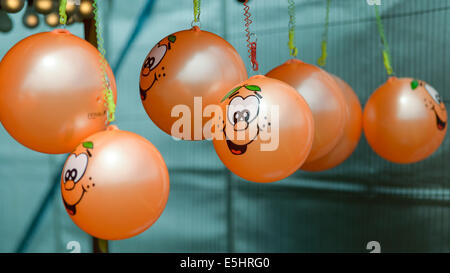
143, 44, 167, 72
63, 153, 88, 183
425, 84, 442, 104
227, 95, 260, 125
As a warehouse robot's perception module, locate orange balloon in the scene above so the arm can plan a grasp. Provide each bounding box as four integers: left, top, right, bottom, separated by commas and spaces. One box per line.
139, 26, 247, 141
61, 125, 170, 240
0, 29, 117, 154
266, 59, 346, 162
212, 75, 314, 183
363, 77, 447, 163
301, 75, 362, 171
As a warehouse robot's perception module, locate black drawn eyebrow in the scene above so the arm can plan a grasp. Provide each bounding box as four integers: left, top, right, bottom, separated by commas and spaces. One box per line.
229, 92, 240, 99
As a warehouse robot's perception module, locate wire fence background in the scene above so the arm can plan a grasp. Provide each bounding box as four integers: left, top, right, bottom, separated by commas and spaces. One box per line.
0, 0, 449, 252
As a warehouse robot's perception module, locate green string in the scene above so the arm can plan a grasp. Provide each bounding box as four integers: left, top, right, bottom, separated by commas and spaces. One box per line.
193, 0, 201, 24
287, 0, 298, 57
375, 5, 394, 76
93, 0, 116, 122
59, 0, 67, 25
317, 0, 330, 67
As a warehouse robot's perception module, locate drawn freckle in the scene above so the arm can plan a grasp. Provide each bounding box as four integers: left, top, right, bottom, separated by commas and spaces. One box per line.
89, 177, 92, 180
163, 73, 166, 77
92, 183, 95, 187
162, 67, 165, 70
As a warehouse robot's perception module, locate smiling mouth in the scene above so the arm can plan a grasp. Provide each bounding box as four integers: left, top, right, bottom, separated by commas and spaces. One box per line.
226, 140, 249, 155
62, 186, 87, 216
433, 108, 447, 131
139, 73, 158, 101
224, 126, 259, 155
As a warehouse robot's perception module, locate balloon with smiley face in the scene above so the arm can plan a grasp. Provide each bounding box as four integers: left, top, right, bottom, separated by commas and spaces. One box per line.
0, 29, 117, 154
212, 75, 314, 183
363, 77, 447, 163
139, 26, 247, 140
61, 125, 170, 240
301, 75, 362, 171
266, 59, 347, 163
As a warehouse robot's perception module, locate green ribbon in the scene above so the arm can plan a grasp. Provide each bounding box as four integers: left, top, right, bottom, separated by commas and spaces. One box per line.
59, 0, 67, 25
93, 0, 116, 122
375, 5, 394, 76
193, 0, 201, 24
287, 0, 298, 57
317, 0, 330, 67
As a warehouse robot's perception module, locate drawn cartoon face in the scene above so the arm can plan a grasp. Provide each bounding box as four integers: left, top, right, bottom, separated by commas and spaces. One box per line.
61, 142, 95, 216
212, 75, 315, 183
411, 80, 447, 131
139, 35, 176, 101
221, 85, 263, 155
60, 126, 171, 240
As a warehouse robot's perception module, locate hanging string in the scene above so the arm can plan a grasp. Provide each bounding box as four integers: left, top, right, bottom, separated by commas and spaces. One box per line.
374, 5, 394, 76
59, 0, 68, 25
93, 0, 116, 122
287, 0, 298, 57
192, 0, 201, 26
243, 0, 258, 71
317, 0, 330, 67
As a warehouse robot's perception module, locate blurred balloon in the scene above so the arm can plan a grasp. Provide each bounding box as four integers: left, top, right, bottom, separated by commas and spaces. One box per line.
140, 26, 247, 140
44, 11, 59, 27
0, 29, 117, 154
301, 75, 362, 171
0, 10, 13, 32
65, 0, 78, 15
22, 4, 40, 28
266, 59, 346, 162
79, 0, 93, 19
363, 77, 447, 163
33, 0, 53, 14
61, 125, 170, 240
0, 0, 25, 13
213, 75, 314, 183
